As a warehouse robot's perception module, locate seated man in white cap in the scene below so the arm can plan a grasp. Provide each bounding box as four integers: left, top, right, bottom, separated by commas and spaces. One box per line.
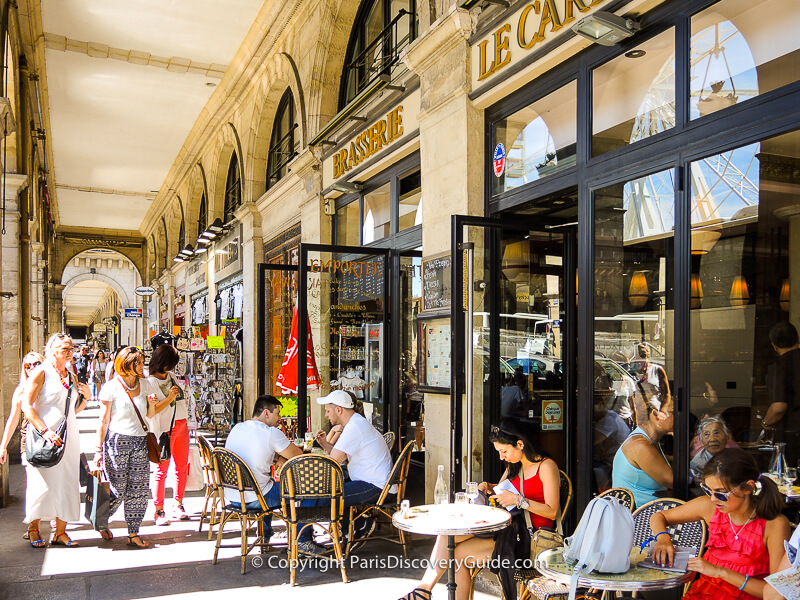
295, 389, 392, 555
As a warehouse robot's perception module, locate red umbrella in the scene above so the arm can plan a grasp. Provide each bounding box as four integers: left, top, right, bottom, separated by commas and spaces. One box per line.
276, 305, 321, 394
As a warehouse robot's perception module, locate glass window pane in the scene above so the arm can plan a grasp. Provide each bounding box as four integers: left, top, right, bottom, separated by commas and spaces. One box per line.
593, 169, 675, 500
337, 199, 360, 246
689, 129, 799, 478
592, 29, 675, 157
493, 81, 577, 195
398, 169, 422, 232
690, 0, 800, 120
363, 182, 391, 243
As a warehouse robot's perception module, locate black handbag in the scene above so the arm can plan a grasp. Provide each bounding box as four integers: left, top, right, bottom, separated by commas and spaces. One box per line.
25, 373, 74, 468
158, 404, 177, 462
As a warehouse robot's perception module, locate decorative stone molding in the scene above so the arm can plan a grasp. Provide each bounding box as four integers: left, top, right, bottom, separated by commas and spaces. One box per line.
401, 7, 476, 77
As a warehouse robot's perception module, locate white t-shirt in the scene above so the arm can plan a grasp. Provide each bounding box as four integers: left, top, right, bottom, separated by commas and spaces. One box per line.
785, 523, 800, 568
99, 377, 160, 437
224, 420, 291, 504
333, 413, 392, 489
146, 374, 188, 437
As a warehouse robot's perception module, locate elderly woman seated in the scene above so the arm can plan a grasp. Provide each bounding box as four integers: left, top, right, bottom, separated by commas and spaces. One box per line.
689, 416, 735, 483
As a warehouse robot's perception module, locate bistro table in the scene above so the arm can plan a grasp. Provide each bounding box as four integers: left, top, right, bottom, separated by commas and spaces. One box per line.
534, 547, 694, 598
393, 503, 511, 600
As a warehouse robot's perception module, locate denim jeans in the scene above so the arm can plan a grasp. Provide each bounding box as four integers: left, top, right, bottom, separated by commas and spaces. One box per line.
297, 479, 381, 542
229, 483, 282, 537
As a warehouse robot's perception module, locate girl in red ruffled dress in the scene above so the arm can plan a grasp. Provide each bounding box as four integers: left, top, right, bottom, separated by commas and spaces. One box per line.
649, 448, 790, 599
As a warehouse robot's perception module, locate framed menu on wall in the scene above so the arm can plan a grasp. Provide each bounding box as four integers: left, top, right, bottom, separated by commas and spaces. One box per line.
417, 314, 451, 393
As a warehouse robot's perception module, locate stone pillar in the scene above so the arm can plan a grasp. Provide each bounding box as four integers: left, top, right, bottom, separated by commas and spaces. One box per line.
403, 6, 483, 500
0, 173, 28, 506
775, 205, 800, 328
30, 241, 46, 350
47, 283, 65, 337
235, 204, 263, 418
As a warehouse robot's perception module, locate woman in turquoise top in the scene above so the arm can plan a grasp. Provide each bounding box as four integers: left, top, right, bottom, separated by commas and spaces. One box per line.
612, 394, 674, 507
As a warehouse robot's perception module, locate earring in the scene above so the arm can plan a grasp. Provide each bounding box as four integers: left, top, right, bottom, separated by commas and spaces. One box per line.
752, 480, 762, 496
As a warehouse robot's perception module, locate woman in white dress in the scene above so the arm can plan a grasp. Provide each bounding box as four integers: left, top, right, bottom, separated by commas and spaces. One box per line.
20, 333, 91, 547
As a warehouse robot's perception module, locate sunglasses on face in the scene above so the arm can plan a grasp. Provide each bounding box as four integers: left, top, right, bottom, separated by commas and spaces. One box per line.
24, 361, 42, 368
700, 482, 744, 502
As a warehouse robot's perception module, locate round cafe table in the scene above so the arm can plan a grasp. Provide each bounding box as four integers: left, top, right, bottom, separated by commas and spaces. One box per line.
393, 503, 511, 600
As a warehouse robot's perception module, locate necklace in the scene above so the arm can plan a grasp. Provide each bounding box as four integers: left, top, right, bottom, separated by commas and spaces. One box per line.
119, 376, 138, 391
53, 362, 70, 390
728, 508, 757, 540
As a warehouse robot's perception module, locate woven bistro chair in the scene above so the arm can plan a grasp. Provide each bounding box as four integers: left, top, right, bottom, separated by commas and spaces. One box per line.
383, 430, 396, 452
197, 434, 222, 540
517, 470, 574, 600
346, 439, 414, 558
211, 448, 282, 575
280, 453, 348, 585
597, 487, 636, 512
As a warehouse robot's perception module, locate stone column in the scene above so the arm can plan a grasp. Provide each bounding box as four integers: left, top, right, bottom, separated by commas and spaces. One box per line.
0, 173, 28, 505
30, 241, 46, 350
775, 205, 800, 327
235, 203, 263, 419
403, 6, 483, 499
47, 283, 65, 336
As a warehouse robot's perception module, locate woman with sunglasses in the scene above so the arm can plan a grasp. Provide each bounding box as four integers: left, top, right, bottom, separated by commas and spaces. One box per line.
650, 448, 790, 599
398, 419, 560, 600
95, 346, 173, 548
20, 334, 91, 548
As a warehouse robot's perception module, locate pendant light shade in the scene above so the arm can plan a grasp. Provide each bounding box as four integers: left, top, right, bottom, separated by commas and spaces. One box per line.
628, 271, 649, 309
502, 241, 530, 283
729, 276, 749, 307
780, 279, 790, 312
690, 273, 703, 309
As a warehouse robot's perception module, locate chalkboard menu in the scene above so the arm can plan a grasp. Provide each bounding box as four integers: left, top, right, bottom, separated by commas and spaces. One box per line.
422, 254, 451, 312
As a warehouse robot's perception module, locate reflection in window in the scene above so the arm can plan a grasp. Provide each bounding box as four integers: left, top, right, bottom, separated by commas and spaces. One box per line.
336, 199, 360, 246
493, 81, 577, 194
398, 169, 422, 231
593, 29, 675, 157
363, 182, 391, 244
690, 0, 800, 120
593, 170, 675, 497
689, 129, 798, 470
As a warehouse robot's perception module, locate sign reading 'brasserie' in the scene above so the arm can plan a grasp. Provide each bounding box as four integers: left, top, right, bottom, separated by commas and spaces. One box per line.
472, 0, 610, 86
333, 106, 404, 178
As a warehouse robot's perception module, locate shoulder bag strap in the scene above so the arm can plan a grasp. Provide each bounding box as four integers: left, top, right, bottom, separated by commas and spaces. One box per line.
520, 466, 535, 531
63, 370, 76, 418
117, 377, 150, 433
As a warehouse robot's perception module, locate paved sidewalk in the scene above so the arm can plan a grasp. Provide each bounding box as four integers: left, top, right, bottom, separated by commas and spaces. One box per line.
0, 405, 501, 600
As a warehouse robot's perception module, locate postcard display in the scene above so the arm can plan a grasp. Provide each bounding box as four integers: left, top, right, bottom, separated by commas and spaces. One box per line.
325, 256, 385, 430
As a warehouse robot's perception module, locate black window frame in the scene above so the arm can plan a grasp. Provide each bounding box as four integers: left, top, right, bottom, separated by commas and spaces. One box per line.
197, 190, 207, 238
224, 153, 242, 223
482, 0, 800, 515
266, 89, 298, 190
339, 0, 418, 110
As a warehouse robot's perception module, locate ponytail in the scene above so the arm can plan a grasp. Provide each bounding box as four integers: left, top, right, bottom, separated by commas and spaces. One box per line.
749, 475, 784, 520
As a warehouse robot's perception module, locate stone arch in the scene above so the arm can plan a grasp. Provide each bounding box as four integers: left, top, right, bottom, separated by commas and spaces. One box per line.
62, 272, 132, 309
305, 1, 362, 139
210, 123, 244, 222
247, 51, 308, 201
53, 239, 145, 286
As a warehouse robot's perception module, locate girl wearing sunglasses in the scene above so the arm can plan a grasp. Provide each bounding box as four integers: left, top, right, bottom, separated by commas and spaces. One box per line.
0, 352, 45, 468
650, 448, 790, 599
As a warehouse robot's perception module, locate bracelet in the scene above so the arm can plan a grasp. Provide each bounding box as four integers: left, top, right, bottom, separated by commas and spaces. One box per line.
640, 531, 671, 553
739, 574, 749, 591
40, 427, 51, 435
655, 531, 670, 540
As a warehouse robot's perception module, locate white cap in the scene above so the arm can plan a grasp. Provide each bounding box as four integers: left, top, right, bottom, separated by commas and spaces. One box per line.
316, 389, 355, 409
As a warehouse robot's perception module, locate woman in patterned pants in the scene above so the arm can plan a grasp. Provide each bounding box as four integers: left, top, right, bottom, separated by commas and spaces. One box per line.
95, 347, 165, 547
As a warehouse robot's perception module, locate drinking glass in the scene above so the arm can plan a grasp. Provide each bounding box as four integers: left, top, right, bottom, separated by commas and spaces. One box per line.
400, 499, 410, 518
304, 431, 314, 451
454, 492, 468, 504
294, 437, 304, 449
784, 467, 797, 488
466, 481, 479, 504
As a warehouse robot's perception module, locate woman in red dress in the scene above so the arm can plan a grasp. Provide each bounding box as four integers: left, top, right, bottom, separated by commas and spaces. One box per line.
650, 448, 790, 599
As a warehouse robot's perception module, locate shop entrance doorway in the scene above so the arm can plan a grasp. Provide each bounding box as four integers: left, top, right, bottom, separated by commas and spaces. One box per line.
451, 214, 577, 502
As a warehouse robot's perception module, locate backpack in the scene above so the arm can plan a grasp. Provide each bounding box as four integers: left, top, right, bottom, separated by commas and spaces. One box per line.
562, 496, 634, 600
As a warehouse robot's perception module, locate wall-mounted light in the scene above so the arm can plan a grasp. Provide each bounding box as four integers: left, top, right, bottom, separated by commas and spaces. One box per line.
179, 244, 195, 257
571, 11, 640, 46
197, 218, 226, 244
331, 182, 363, 194
729, 276, 749, 307
628, 271, 649, 309
172, 255, 185, 263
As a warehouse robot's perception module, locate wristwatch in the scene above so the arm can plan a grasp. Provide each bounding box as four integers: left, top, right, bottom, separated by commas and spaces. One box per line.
517, 494, 530, 510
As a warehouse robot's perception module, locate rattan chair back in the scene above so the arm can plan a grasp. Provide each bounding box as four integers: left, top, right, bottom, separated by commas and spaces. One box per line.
383, 430, 396, 452
558, 470, 572, 526
376, 440, 414, 505
280, 453, 345, 523
197, 434, 218, 485
212, 448, 269, 511
596, 487, 636, 512
632, 498, 707, 552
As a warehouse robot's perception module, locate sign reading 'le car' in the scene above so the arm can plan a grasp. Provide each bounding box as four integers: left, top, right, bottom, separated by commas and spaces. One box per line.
333, 106, 404, 178
473, 0, 610, 85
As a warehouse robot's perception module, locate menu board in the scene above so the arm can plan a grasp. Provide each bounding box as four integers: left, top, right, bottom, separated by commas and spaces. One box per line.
422, 254, 452, 312
418, 315, 451, 392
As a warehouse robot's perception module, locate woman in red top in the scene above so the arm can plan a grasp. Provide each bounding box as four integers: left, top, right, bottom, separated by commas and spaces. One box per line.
650, 448, 790, 599
398, 419, 560, 600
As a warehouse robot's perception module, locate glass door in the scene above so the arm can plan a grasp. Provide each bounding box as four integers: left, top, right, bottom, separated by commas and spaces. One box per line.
452, 215, 576, 493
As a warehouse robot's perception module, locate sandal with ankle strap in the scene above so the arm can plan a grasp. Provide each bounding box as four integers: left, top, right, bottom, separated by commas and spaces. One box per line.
27, 527, 45, 548
51, 532, 80, 547
99, 529, 113, 541
127, 534, 149, 548
398, 589, 432, 600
